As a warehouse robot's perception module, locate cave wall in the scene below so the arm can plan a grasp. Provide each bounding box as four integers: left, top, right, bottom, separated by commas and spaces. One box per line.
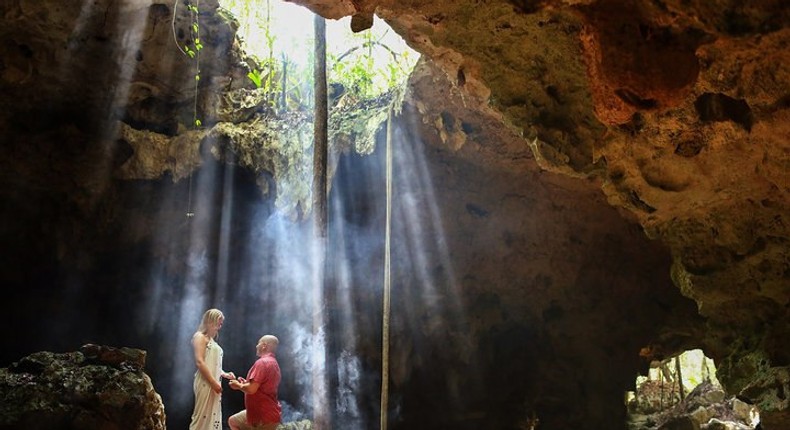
336, 108, 704, 429
296, 0, 790, 424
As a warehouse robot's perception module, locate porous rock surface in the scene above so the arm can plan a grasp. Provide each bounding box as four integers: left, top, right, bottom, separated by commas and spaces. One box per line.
0, 344, 165, 430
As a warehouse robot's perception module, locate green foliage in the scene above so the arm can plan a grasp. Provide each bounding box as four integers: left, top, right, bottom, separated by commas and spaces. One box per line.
247, 69, 263, 88
327, 28, 414, 100
219, 0, 418, 110
635, 349, 721, 399
184, 0, 203, 128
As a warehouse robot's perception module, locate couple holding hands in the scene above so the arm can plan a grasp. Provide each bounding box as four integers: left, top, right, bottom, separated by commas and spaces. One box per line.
189, 308, 281, 430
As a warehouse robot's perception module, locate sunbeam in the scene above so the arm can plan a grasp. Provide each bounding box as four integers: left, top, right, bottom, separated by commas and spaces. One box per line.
214, 150, 237, 299
389, 113, 469, 415
106, 0, 423, 427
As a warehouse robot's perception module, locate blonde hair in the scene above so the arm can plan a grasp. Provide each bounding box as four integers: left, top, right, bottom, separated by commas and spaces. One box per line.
197, 308, 224, 338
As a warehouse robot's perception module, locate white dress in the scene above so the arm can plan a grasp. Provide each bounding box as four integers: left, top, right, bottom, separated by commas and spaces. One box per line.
189, 338, 223, 430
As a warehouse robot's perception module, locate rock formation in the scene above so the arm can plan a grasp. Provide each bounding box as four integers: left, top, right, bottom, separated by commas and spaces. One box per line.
0, 345, 165, 430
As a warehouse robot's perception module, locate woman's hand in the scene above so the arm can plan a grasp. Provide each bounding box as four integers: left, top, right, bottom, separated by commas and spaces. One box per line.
211, 381, 222, 394
221, 371, 236, 380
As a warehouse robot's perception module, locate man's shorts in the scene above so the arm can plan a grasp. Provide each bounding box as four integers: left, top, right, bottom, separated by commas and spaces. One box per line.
228, 410, 279, 430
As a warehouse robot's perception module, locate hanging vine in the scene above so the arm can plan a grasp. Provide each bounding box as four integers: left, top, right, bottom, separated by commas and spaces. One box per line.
171, 0, 204, 218
187, 0, 203, 128
172, 0, 204, 128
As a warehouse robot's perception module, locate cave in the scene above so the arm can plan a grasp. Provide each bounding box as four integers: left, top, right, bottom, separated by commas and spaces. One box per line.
0, 1, 788, 430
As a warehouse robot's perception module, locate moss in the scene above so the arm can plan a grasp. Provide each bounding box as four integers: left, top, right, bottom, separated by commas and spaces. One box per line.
207, 87, 399, 219
716, 338, 772, 394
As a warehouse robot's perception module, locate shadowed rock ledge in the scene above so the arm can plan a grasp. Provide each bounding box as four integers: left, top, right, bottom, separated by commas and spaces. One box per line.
0, 345, 165, 430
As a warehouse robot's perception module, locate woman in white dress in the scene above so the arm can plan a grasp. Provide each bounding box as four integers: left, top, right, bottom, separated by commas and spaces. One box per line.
189, 308, 236, 430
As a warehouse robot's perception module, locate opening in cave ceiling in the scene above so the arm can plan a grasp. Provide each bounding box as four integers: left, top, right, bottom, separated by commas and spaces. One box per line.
220, 0, 419, 103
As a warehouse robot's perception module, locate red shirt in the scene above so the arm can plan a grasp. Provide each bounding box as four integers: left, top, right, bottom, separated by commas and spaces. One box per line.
245, 353, 281, 425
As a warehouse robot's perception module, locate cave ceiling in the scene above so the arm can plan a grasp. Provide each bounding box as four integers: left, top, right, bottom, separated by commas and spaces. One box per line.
287, 0, 790, 352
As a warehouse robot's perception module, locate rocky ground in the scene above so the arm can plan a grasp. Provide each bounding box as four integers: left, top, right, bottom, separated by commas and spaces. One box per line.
629, 380, 759, 430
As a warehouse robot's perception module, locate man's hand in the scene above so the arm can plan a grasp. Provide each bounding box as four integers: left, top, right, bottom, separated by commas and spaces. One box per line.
229, 379, 242, 391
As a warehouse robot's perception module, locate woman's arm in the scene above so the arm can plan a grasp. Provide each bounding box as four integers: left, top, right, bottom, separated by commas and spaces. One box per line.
192, 333, 222, 394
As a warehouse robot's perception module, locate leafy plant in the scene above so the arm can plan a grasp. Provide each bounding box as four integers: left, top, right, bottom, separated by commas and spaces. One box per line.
172, 0, 204, 128
187, 1, 203, 127
219, 0, 418, 110
247, 69, 263, 88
